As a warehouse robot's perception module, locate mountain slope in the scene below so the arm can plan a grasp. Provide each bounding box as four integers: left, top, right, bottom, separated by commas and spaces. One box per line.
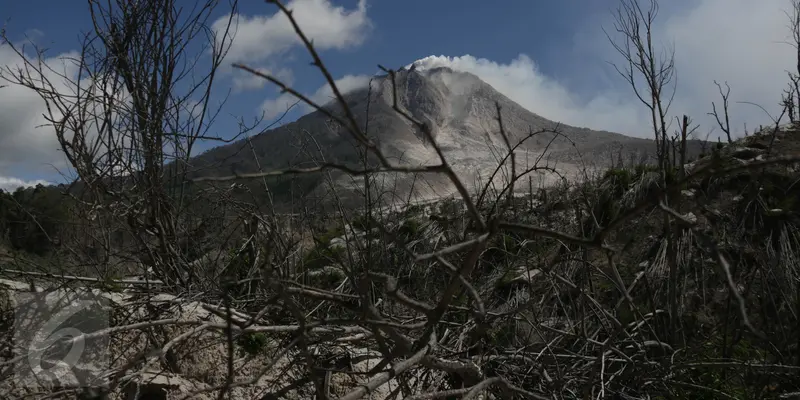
189, 66, 683, 205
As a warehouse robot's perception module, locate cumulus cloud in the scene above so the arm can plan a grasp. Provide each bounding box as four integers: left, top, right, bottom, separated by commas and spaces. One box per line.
308, 74, 372, 105
1, 40, 145, 187
260, 94, 302, 120
232, 66, 294, 92
414, 0, 795, 139
260, 74, 372, 119
0, 176, 50, 192
0, 44, 77, 173
213, 0, 371, 66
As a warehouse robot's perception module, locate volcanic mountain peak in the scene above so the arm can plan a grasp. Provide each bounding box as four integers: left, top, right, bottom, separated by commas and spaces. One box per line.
190, 64, 681, 206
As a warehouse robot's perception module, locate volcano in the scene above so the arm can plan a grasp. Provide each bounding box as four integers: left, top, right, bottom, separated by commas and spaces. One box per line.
189, 64, 687, 207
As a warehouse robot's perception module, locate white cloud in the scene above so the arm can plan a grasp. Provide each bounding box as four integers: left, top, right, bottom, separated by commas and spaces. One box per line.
309, 74, 372, 105
0, 44, 78, 174
413, 0, 796, 140
213, 0, 371, 65
661, 0, 793, 137
260, 93, 301, 120
260, 74, 372, 119
1, 41, 145, 183
0, 176, 50, 192
231, 66, 294, 92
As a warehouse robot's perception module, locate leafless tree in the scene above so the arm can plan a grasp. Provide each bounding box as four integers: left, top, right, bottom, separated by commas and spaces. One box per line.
710, 80, 733, 143
783, 0, 800, 124
605, 0, 686, 344
605, 0, 676, 172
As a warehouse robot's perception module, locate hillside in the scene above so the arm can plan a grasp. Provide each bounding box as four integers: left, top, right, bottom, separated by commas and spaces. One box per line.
2, 124, 799, 399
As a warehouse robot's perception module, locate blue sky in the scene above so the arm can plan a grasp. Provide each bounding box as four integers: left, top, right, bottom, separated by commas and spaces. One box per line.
0, 0, 796, 190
